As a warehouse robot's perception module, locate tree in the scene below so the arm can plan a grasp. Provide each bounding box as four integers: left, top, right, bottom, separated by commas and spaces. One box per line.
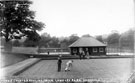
0, 37, 5, 46
68, 34, 79, 45
107, 32, 120, 45
95, 35, 103, 43
60, 38, 69, 49
119, 29, 134, 50
23, 37, 38, 47
49, 36, 60, 48
12, 39, 21, 46
82, 34, 91, 37
38, 33, 51, 48
0, 0, 44, 42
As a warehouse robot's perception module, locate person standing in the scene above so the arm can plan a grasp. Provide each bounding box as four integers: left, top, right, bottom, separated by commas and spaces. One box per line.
86, 51, 90, 59
57, 55, 62, 72
82, 51, 85, 59
47, 51, 50, 55
79, 52, 82, 60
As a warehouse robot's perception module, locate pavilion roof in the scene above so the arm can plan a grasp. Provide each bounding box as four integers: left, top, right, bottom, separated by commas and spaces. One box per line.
69, 37, 106, 47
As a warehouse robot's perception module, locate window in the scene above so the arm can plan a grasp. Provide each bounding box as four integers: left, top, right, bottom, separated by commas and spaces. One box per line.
93, 48, 97, 52
99, 48, 104, 52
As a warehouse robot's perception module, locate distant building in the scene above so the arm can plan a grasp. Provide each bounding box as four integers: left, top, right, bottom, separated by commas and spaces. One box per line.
69, 37, 107, 55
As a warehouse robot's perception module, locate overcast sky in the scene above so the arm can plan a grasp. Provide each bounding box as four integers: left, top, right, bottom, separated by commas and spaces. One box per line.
31, 0, 134, 37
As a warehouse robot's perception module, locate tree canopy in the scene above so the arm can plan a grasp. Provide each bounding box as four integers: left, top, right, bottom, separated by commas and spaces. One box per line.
119, 29, 134, 49
107, 32, 120, 45
0, 0, 45, 42
95, 35, 104, 43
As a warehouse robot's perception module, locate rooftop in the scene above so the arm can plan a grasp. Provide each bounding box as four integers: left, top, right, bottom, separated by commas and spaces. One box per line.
69, 37, 106, 47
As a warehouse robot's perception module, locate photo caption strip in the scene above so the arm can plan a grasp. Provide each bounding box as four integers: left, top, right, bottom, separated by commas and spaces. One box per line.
0, 78, 121, 83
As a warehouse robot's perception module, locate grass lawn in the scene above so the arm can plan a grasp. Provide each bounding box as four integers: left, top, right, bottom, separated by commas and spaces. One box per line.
18, 58, 133, 82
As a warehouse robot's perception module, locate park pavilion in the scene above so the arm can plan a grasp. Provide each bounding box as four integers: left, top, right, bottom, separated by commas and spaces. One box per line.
69, 37, 107, 56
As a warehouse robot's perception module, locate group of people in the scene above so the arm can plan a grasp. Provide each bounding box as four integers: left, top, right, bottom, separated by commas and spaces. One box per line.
79, 51, 85, 59
79, 50, 90, 60
57, 55, 73, 72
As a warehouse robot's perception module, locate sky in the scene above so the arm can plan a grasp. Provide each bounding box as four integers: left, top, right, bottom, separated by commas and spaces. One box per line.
30, 0, 134, 37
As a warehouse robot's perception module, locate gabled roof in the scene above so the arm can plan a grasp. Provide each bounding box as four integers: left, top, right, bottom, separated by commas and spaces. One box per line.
69, 37, 106, 47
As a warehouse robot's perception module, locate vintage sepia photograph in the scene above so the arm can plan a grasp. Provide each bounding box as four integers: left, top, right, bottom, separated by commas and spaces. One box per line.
0, 0, 135, 83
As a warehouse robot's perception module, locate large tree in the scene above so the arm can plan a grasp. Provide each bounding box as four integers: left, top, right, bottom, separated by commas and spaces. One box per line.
68, 34, 79, 45
107, 32, 120, 45
0, 0, 44, 42
49, 36, 60, 48
38, 33, 51, 48
119, 29, 134, 50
